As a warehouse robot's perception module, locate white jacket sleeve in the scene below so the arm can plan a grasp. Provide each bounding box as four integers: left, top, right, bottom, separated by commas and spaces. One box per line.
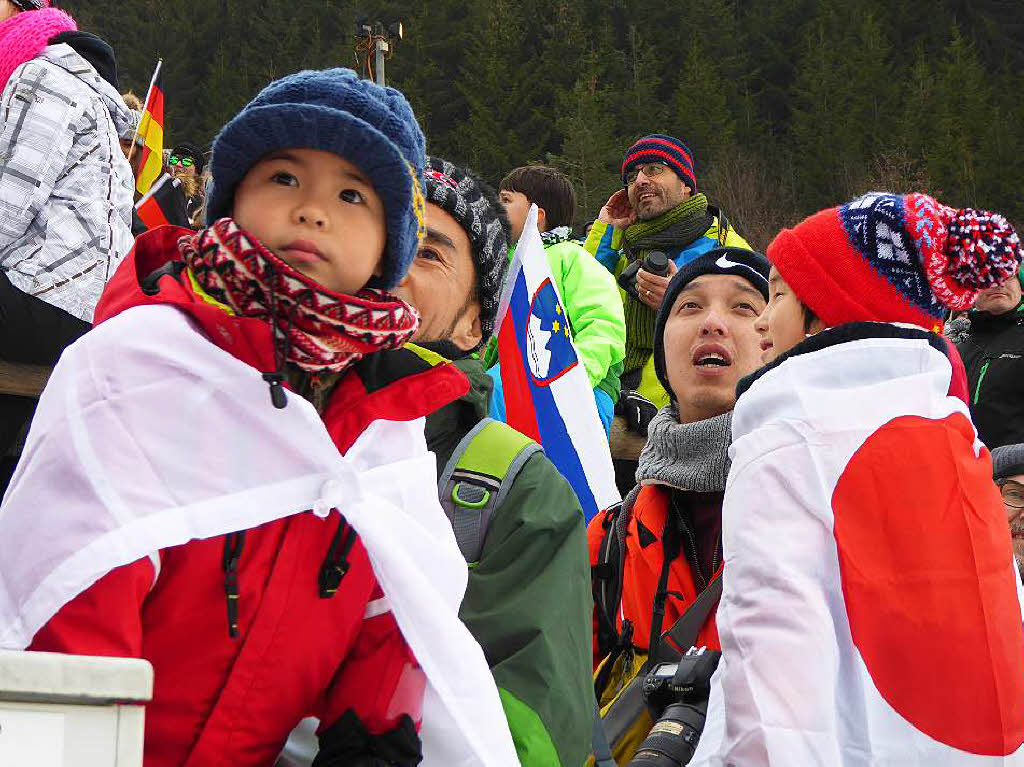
0, 61, 80, 250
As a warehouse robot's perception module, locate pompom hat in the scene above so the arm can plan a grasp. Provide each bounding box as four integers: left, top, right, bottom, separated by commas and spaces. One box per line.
205, 68, 427, 290
423, 157, 510, 345
621, 133, 696, 191
767, 192, 1023, 331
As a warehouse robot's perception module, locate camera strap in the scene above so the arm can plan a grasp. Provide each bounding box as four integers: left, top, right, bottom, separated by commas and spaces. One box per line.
652, 571, 723, 665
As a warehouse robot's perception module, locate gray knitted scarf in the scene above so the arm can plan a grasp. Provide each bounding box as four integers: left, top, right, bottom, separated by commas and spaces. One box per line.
636, 405, 732, 492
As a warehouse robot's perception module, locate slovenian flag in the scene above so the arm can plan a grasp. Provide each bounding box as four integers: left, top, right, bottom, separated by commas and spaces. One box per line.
494, 205, 619, 520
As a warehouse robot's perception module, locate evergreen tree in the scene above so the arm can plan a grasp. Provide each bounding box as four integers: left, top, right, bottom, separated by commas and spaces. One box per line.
550, 44, 622, 226
927, 26, 993, 206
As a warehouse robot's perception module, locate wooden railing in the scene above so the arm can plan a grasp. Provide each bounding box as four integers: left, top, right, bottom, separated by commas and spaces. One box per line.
0, 362, 51, 398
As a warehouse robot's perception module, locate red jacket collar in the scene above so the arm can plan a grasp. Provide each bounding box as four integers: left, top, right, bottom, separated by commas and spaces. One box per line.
95, 226, 278, 373
93, 226, 468, 446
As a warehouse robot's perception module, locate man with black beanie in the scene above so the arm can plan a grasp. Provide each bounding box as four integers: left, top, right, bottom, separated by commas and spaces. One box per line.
587, 247, 768, 764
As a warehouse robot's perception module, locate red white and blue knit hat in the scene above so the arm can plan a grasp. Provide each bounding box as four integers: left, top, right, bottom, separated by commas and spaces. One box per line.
767, 192, 1023, 332
621, 134, 696, 191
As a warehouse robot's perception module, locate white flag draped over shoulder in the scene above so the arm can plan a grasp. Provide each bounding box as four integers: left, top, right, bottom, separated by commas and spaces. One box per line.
0, 303, 519, 766
692, 329, 1024, 767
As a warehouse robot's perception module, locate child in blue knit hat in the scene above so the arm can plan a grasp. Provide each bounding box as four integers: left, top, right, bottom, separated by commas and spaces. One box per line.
5, 68, 518, 766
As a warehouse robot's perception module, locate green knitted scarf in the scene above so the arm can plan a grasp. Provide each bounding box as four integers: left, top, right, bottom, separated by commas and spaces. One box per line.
621, 194, 712, 374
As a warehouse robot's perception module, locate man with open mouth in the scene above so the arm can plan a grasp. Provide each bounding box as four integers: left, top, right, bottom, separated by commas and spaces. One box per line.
588, 246, 768, 764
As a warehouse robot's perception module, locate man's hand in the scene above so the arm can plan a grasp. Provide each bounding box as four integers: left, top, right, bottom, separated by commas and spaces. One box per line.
599, 189, 637, 229
635, 258, 678, 310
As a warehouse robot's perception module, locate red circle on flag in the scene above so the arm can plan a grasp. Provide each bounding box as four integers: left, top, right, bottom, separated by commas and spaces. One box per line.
832, 413, 1024, 755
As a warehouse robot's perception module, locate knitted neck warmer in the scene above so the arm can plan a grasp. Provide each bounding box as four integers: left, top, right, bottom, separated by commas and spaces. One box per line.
623, 194, 711, 255
0, 8, 77, 91
636, 404, 731, 492
181, 218, 419, 374
621, 194, 712, 373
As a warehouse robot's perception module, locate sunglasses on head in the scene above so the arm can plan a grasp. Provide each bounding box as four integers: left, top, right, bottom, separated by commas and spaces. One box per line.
169, 156, 195, 167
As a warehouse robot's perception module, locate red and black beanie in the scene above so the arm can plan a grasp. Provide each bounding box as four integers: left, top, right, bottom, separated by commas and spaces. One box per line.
621, 134, 696, 192
767, 192, 1023, 332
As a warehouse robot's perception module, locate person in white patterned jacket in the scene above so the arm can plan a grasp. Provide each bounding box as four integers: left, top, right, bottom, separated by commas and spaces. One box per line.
0, 0, 134, 486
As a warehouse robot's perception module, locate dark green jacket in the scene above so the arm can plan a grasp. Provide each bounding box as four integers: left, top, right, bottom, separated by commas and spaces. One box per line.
415, 346, 594, 767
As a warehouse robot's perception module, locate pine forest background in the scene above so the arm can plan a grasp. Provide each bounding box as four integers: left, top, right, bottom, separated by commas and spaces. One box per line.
63, 0, 1024, 249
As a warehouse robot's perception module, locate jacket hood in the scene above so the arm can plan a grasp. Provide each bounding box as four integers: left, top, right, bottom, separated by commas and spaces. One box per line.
39, 42, 134, 138
48, 31, 117, 89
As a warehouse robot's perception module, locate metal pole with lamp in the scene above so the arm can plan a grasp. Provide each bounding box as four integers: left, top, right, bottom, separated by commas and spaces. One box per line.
354, 19, 404, 87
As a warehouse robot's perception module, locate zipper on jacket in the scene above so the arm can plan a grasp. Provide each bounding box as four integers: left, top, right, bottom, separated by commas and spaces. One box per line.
222, 532, 245, 638
973, 359, 991, 406
319, 520, 358, 598
676, 501, 721, 592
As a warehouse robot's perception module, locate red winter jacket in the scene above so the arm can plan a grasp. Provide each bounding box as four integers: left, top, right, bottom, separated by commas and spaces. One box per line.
587, 485, 722, 668
28, 226, 468, 767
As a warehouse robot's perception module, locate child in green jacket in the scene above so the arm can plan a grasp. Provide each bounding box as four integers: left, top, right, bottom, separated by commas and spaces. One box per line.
492, 165, 626, 432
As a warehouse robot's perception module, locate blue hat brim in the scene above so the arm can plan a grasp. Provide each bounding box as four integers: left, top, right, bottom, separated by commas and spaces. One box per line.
206, 103, 422, 289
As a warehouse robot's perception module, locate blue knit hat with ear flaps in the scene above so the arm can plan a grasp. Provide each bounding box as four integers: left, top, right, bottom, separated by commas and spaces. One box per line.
205, 68, 427, 290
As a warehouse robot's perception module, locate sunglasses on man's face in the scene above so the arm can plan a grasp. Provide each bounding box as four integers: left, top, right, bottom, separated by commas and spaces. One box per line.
12, 0, 47, 9
169, 156, 195, 167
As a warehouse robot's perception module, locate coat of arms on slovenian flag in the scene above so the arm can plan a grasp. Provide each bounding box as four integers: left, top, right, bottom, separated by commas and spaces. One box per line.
494, 204, 619, 520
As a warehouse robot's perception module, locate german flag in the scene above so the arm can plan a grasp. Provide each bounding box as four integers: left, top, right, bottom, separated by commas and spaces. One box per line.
132, 174, 191, 235
134, 60, 165, 196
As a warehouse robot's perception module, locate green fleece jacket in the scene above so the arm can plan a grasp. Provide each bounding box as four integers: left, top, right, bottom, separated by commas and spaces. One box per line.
417, 347, 595, 767
490, 228, 626, 403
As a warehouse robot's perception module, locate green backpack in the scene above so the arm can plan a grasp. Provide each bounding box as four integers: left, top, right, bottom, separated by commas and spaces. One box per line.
438, 417, 541, 563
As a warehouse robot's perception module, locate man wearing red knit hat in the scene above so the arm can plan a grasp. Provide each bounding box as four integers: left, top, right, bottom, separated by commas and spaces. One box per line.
583, 133, 750, 490
688, 192, 1024, 767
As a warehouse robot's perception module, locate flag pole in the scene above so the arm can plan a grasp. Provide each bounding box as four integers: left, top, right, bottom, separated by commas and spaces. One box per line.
127, 58, 163, 165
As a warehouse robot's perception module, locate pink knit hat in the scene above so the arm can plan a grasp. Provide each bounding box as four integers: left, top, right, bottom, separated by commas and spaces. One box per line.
0, 6, 76, 91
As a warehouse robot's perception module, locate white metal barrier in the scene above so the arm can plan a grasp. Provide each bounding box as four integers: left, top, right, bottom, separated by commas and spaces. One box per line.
0, 650, 152, 766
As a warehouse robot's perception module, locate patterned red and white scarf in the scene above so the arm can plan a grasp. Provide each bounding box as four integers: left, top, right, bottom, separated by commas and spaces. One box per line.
180, 218, 419, 373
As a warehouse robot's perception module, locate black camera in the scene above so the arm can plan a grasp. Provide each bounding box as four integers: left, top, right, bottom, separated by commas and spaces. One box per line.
628, 647, 722, 767
618, 251, 670, 300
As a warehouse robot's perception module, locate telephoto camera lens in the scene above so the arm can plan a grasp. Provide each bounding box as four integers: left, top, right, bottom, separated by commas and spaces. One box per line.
628, 700, 708, 767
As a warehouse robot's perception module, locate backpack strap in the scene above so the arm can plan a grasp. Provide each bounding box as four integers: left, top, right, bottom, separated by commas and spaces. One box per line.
438, 418, 541, 563
591, 484, 642, 658
708, 205, 730, 246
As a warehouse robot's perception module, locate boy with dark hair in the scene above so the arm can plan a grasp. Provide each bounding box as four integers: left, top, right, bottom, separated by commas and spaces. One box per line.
691, 192, 1024, 766
1, 68, 517, 766
493, 164, 625, 432
498, 164, 576, 238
